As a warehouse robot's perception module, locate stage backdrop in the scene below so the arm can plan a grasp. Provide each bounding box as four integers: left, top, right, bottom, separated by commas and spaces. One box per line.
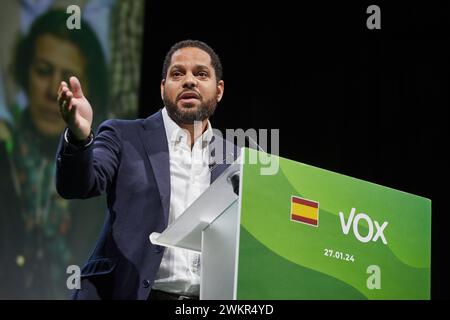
0, 0, 144, 299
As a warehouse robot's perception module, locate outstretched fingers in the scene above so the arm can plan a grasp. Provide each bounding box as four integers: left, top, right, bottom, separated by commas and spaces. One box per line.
58, 86, 74, 119
58, 81, 68, 96
69, 76, 84, 98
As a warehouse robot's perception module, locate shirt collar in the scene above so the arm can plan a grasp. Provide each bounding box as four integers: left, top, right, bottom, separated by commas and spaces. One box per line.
161, 107, 213, 147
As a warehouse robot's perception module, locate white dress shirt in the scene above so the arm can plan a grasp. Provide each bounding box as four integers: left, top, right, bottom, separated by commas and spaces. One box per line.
152, 107, 213, 296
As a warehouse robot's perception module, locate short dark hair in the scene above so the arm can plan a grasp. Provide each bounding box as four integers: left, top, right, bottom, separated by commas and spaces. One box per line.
14, 9, 108, 121
162, 40, 223, 82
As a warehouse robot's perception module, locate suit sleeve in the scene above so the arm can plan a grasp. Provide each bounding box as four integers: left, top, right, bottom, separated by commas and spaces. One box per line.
55, 119, 122, 199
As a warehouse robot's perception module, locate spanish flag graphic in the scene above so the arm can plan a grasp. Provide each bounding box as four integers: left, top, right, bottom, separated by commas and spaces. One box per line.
290, 196, 319, 227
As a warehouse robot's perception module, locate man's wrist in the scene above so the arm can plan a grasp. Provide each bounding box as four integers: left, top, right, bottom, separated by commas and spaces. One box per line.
64, 128, 94, 148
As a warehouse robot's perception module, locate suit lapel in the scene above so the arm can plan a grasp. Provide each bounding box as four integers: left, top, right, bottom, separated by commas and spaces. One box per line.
137, 110, 238, 219
138, 111, 171, 221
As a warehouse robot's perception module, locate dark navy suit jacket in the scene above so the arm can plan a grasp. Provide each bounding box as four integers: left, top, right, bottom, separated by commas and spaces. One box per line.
55, 110, 237, 299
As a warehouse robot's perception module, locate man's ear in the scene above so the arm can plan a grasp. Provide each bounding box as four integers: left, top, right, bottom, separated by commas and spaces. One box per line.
160, 79, 165, 101
216, 80, 224, 102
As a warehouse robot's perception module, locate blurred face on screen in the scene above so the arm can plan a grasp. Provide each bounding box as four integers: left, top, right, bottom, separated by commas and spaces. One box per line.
161, 47, 224, 125
28, 34, 87, 137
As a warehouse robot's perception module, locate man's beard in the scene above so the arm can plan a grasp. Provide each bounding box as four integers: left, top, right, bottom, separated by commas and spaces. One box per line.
163, 92, 217, 125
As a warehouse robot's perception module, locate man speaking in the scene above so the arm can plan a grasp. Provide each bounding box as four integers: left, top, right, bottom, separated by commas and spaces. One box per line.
56, 40, 237, 300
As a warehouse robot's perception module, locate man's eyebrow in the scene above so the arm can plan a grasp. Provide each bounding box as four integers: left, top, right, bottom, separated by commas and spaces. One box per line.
170, 64, 211, 71
169, 64, 184, 70
195, 64, 211, 70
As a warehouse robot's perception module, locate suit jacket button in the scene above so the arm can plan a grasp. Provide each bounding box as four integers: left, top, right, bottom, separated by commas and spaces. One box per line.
142, 280, 150, 288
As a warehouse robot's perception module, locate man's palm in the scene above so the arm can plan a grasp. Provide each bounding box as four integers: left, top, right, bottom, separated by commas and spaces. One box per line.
58, 76, 93, 140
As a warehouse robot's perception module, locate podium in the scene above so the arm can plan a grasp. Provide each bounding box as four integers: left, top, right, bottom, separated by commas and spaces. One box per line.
150, 148, 431, 300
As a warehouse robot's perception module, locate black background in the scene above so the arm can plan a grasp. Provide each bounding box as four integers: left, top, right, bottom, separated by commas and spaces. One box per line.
140, 0, 449, 299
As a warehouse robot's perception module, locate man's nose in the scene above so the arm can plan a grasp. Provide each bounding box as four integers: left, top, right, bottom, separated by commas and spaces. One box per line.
182, 72, 198, 89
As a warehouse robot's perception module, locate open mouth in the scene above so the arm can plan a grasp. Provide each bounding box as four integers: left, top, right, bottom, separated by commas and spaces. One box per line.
178, 91, 201, 101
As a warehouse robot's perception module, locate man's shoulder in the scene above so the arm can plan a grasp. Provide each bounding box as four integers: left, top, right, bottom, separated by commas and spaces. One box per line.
98, 118, 143, 130
97, 110, 163, 133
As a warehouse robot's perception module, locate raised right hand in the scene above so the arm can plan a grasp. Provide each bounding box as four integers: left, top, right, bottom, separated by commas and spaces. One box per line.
57, 76, 93, 141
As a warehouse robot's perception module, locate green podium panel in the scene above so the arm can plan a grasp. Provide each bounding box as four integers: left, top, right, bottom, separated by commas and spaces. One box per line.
236, 149, 431, 299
